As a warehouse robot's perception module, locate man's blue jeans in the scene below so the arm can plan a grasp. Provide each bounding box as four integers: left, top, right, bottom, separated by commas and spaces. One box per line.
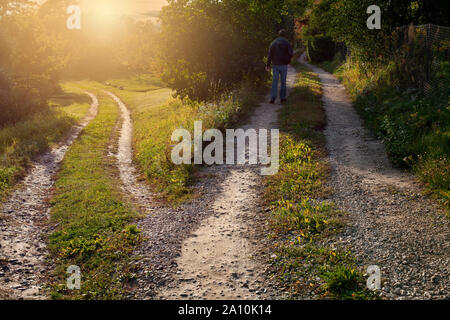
271, 65, 288, 101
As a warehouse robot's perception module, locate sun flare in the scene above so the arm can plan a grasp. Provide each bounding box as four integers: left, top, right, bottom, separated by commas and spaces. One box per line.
80, 0, 127, 34
87, 0, 123, 16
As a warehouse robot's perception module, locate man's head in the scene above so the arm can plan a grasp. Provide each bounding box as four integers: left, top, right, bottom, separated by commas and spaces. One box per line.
278, 29, 288, 38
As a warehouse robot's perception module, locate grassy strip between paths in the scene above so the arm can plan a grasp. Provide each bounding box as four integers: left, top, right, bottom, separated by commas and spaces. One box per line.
0, 84, 92, 204
101, 75, 266, 204
48, 90, 140, 300
264, 64, 375, 299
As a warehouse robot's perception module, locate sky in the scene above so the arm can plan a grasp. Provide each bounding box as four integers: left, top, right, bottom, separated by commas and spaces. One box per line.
35, 0, 168, 16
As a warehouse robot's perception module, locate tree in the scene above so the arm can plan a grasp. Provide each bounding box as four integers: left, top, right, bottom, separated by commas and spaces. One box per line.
0, 0, 70, 124
302, 0, 450, 62
159, 0, 307, 101
0, 0, 33, 18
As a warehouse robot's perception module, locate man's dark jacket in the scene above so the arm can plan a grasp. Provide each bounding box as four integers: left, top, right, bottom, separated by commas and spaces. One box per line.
267, 37, 293, 67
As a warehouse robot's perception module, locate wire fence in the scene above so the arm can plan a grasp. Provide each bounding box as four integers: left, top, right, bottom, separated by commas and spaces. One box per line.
392, 24, 450, 100
337, 24, 450, 105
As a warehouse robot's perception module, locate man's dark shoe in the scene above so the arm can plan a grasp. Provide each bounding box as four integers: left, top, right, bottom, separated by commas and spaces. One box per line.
269, 99, 275, 104
281, 99, 287, 103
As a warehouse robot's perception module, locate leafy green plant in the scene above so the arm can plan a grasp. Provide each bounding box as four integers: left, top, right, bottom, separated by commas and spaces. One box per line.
321, 265, 365, 299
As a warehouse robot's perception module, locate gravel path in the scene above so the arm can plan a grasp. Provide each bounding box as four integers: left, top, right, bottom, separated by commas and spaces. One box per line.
156, 65, 297, 300
301, 53, 449, 300
0, 92, 98, 300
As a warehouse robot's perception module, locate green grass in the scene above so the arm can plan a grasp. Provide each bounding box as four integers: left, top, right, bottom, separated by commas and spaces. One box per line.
48, 90, 140, 300
265, 66, 328, 205
49, 84, 93, 120
105, 74, 166, 92
0, 85, 92, 203
265, 65, 374, 299
321, 55, 449, 212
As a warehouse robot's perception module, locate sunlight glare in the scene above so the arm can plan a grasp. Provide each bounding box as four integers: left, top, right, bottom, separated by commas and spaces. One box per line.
80, 0, 127, 35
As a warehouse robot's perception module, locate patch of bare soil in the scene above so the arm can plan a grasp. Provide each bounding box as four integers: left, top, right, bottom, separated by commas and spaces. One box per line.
0, 92, 98, 300
301, 53, 449, 300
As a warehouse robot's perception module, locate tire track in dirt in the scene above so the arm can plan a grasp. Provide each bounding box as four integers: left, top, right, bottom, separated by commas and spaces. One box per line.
103, 91, 155, 206
157, 66, 297, 300
301, 53, 449, 299
0, 92, 99, 300
104, 90, 192, 299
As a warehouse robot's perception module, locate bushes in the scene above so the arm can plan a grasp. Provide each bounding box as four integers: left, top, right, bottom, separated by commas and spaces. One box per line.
306, 36, 335, 63
0, 109, 75, 201
302, 0, 450, 64
0, 68, 12, 124
0, 68, 47, 125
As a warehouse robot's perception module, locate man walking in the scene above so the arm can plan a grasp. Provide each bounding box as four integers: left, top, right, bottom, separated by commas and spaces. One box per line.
266, 29, 293, 104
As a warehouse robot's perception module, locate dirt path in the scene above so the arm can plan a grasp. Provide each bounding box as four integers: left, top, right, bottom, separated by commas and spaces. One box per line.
104, 91, 155, 205
104, 90, 187, 299
301, 53, 449, 300
156, 66, 297, 300
0, 92, 99, 300
157, 168, 269, 300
